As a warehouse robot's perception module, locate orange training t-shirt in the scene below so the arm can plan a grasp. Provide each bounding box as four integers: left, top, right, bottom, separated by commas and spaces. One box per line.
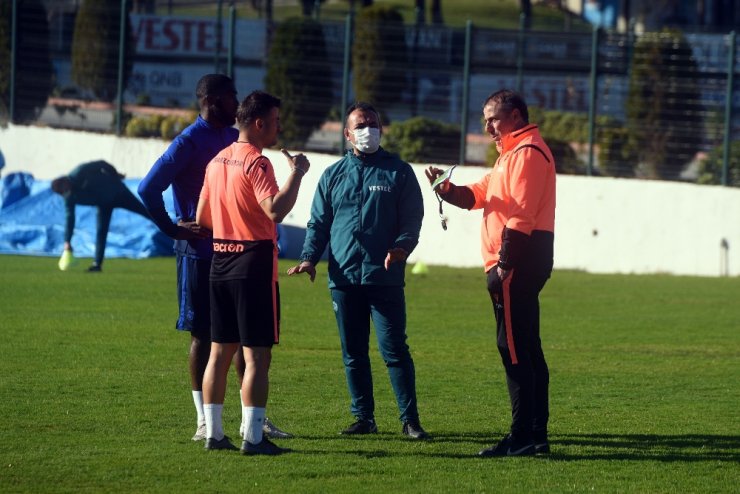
201, 142, 279, 243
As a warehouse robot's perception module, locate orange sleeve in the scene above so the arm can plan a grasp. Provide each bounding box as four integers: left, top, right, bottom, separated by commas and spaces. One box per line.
246, 157, 279, 204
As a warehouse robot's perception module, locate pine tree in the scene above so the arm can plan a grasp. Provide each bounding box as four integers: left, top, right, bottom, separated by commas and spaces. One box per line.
625, 28, 703, 179
265, 17, 332, 147
352, 5, 407, 119
71, 0, 133, 102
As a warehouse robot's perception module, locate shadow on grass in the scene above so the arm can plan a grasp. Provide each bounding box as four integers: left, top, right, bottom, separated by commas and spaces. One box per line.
277, 432, 740, 462
544, 433, 740, 463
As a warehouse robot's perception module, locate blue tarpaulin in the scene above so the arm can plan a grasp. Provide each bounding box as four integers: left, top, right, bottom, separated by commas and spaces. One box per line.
0, 171, 298, 260
0, 172, 174, 259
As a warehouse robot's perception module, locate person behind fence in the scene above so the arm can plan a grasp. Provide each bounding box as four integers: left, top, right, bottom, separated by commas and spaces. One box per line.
138, 74, 291, 443
287, 101, 429, 440
195, 90, 310, 454
51, 160, 151, 272
425, 89, 556, 457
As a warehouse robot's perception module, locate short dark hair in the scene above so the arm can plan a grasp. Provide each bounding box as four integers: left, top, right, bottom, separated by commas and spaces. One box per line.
51, 176, 71, 195
236, 90, 281, 127
344, 101, 380, 126
483, 89, 529, 124
195, 74, 235, 100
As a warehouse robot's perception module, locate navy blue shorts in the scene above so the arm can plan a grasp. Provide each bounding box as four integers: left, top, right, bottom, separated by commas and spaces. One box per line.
176, 253, 211, 340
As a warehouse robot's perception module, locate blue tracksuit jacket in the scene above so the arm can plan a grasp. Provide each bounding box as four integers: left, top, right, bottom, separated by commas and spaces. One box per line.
138, 115, 237, 259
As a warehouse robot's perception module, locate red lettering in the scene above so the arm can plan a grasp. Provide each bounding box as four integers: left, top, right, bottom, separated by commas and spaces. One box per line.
162, 20, 179, 51
180, 20, 197, 51
132, 17, 146, 47
197, 21, 214, 52
145, 18, 161, 50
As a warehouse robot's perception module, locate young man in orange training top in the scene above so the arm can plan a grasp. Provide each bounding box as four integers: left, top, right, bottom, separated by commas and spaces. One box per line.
426, 89, 556, 457
196, 90, 310, 455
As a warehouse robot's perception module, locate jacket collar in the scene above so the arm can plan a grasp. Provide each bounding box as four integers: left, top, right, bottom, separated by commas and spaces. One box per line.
500, 124, 539, 153
347, 147, 386, 164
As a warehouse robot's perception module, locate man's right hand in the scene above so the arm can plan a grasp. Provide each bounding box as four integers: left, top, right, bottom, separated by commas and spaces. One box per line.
286, 261, 316, 282
424, 166, 450, 193
174, 221, 211, 240
282, 148, 310, 175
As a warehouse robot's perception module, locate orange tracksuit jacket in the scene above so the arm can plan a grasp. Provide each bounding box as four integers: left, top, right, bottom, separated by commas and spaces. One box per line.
466, 124, 556, 272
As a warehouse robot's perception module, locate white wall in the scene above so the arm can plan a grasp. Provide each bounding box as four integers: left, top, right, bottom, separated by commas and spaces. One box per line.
2, 124, 738, 277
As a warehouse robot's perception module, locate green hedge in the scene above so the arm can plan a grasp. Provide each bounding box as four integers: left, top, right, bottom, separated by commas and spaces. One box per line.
696, 141, 740, 187
124, 113, 196, 140
382, 116, 460, 165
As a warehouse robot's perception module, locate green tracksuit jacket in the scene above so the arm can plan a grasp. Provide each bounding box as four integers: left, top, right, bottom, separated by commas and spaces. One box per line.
300, 148, 424, 289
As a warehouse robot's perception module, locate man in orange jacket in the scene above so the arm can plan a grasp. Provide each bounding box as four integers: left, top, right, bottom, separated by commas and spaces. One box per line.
426, 89, 556, 457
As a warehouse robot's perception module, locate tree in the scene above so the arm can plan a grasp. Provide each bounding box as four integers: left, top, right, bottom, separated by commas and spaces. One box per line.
625, 28, 703, 179
0, 0, 53, 124
352, 5, 407, 119
265, 17, 332, 148
71, 0, 134, 102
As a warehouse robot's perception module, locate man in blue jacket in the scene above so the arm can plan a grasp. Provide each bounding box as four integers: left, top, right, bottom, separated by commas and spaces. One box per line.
287, 102, 428, 439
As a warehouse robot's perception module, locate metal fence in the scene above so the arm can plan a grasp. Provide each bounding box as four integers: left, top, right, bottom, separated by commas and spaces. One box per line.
2, 1, 738, 185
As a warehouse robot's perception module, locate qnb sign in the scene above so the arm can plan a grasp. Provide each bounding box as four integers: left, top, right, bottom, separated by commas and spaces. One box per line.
131, 14, 266, 58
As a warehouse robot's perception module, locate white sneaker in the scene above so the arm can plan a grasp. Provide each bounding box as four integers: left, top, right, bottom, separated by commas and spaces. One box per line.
192, 423, 207, 441
263, 417, 293, 439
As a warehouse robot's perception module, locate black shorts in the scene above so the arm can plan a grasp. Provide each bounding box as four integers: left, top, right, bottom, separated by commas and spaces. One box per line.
210, 279, 280, 347
176, 253, 211, 340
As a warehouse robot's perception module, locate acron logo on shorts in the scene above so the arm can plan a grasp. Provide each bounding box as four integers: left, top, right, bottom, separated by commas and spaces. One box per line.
213, 241, 245, 253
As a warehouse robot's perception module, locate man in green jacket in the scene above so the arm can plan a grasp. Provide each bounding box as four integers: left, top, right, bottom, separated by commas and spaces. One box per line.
287, 102, 428, 439
52, 160, 151, 272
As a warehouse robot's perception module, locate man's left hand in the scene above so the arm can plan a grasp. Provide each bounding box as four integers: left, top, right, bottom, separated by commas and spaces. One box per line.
496, 266, 512, 281
384, 248, 408, 270
176, 220, 211, 239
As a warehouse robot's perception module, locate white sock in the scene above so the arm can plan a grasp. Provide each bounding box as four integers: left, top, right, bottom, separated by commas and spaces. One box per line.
192, 390, 205, 426
204, 404, 224, 440
240, 391, 246, 430
243, 406, 265, 444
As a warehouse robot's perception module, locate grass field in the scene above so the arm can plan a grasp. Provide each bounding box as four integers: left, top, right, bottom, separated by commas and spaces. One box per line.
0, 255, 738, 493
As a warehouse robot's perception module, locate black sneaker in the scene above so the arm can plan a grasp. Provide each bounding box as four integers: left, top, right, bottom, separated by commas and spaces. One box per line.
478, 434, 535, 457
534, 441, 550, 454
87, 264, 102, 272
204, 436, 237, 451
240, 437, 290, 455
402, 420, 430, 440
340, 419, 378, 435
533, 430, 549, 454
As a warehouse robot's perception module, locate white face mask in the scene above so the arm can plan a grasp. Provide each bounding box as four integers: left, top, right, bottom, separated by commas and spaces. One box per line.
351, 127, 381, 154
